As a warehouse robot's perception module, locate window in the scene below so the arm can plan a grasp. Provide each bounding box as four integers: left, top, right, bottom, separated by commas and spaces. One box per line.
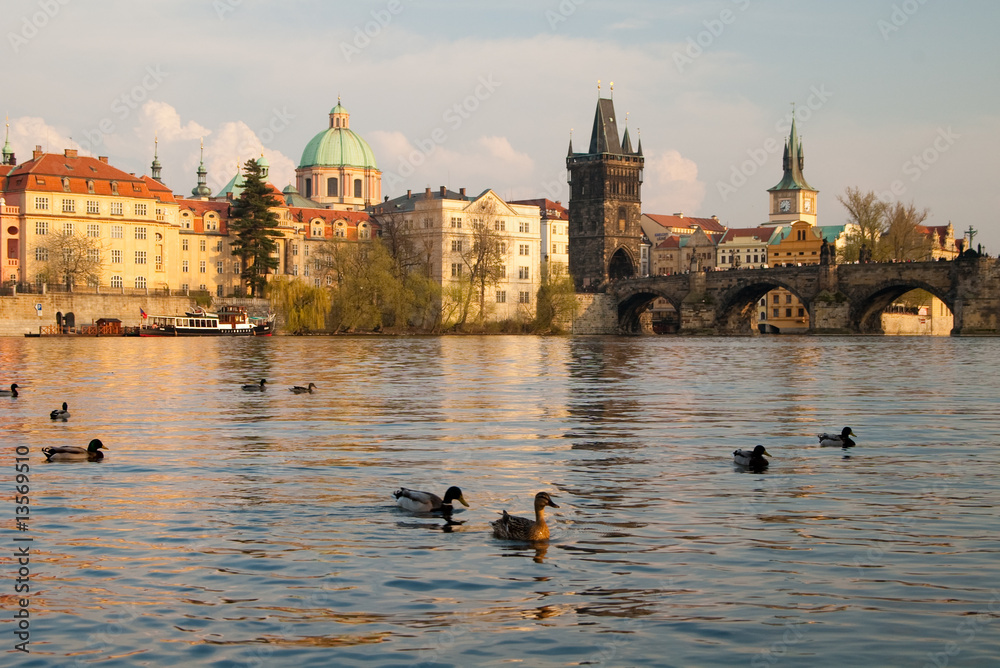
292, 244, 299, 256
233, 261, 241, 274
785, 294, 792, 304
451, 263, 462, 277
135, 203, 147, 216
215, 241, 223, 252
785, 308, 792, 318
35, 247, 48, 261
451, 239, 463, 252
181, 283, 188, 292
155, 255, 162, 271
199, 260, 206, 273
135, 227, 147, 240
87, 180, 95, 194
327, 177, 338, 196
111, 250, 122, 264
110, 201, 123, 215
34, 196, 49, 210
61, 177, 70, 192
292, 264, 299, 276
135, 276, 147, 289
354, 178, 362, 198
217, 285, 224, 297
495, 220, 505, 231
519, 291, 530, 304
450, 216, 462, 229
217, 261, 224, 274
62, 199, 75, 213
496, 290, 506, 303
111, 225, 123, 239
199, 240, 206, 252
63, 222, 74, 235
519, 221, 530, 233
519, 244, 529, 256
135, 251, 147, 265
111, 275, 123, 288
199, 284, 206, 292
182, 238, 189, 251
798, 308, 805, 317
552, 244, 558, 254
773, 308, 779, 318
518, 266, 530, 279
35, 221, 48, 235
304, 177, 312, 199
88, 249, 100, 263
182, 260, 189, 273
772, 294, 779, 304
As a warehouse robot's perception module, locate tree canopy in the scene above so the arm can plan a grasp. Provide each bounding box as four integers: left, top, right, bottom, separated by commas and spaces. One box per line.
229, 159, 282, 296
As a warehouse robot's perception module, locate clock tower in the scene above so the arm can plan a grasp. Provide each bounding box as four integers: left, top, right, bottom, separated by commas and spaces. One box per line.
766, 113, 818, 226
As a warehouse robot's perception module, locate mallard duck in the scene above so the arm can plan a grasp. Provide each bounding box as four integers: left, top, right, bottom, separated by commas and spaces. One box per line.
289, 383, 317, 394
242, 379, 267, 391
50, 402, 70, 420
393, 486, 469, 513
42, 439, 107, 462
491, 491, 559, 541
0, 383, 19, 397
733, 445, 771, 469
818, 427, 856, 447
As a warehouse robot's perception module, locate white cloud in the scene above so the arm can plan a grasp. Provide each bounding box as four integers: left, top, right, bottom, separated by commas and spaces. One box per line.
6, 117, 78, 158
201, 122, 296, 193
643, 149, 707, 216
136, 101, 210, 142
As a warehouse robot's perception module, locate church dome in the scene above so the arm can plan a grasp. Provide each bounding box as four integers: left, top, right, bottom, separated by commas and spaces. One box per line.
299, 103, 378, 170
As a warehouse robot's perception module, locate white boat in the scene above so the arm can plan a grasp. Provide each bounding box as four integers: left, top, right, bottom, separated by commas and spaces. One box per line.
139, 305, 275, 337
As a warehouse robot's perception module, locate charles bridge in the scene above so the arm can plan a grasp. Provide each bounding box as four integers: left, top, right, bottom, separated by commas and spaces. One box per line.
576, 256, 1000, 336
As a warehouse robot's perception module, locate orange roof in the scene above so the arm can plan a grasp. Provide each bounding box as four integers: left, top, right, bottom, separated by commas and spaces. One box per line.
509, 198, 568, 220
656, 235, 682, 249
3, 151, 156, 199
141, 175, 177, 203
719, 227, 769, 244
645, 213, 726, 233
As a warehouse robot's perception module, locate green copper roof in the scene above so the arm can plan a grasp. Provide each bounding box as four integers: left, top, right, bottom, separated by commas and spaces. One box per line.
299, 126, 378, 170
768, 114, 815, 192
218, 171, 246, 199
330, 103, 348, 115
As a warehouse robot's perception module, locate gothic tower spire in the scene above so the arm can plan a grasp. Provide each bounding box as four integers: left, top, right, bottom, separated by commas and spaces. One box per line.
191, 138, 212, 198
151, 135, 163, 183
2, 117, 14, 166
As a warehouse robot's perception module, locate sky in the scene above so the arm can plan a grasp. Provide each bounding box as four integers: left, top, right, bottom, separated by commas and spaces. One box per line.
3, 0, 999, 251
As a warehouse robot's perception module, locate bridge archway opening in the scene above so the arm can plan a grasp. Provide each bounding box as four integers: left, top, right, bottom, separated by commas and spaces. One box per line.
608, 248, 636, 281
855, 284, 954, 335
717, 280, 808, 335
617, 291, 679, 334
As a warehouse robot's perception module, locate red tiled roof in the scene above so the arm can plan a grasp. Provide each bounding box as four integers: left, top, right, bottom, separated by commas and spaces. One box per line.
3, 152, 156, 199
656, 235, 682, 249
141, 175, 177, 203
916, 225, 951, 247
509, 198, 568, 220
645, 213, 726, 233
719, 227, 769, 244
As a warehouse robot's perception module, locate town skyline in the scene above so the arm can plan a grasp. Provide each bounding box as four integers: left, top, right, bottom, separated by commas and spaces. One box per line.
3, 0, 997, 250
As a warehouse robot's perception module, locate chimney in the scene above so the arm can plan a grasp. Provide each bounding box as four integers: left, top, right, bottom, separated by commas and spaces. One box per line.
64, 148, 78, 158
406, 189, 411, 199
440, 186, 446, 197
460, 187, 466, 198
98, 156, 109, 164
711, 215, 719, 220
33, 145, 43, 160
424, 187, 432, 199
674, 212, 685, 218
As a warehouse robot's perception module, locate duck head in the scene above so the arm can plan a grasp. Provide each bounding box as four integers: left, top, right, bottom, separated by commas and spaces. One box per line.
443, 486, 470, 507
534, 491, 559, 510
88, 439, 108, 453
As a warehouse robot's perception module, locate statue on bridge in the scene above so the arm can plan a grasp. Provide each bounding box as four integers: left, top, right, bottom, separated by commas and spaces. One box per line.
820, 240, 833, 266
859, 243, 872, 264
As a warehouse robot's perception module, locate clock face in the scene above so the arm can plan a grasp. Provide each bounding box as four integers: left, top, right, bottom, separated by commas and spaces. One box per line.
779, 199, 791, 213
804, 199, 812, 212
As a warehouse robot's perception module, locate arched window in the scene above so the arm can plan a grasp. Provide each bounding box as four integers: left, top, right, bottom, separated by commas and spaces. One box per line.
618, 206, 627, 233
327, 177, 338, 197
110, 275, 123, 288
135, 276, 147, 289
354, 179, 362, 198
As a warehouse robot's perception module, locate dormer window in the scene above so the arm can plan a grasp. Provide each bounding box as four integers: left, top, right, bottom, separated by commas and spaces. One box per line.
111, 181, 118, 195
62, 177, 70, 191
86, 180, 95, 194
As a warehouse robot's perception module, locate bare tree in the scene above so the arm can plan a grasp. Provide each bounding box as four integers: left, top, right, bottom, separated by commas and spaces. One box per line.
883, 201, 931, 261
457, 197, 510, 327
38, 231, 104, 288
837, 187, 887, 262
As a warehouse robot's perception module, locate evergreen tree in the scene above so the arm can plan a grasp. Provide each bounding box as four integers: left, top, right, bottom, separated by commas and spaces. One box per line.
229, 159, 282, 296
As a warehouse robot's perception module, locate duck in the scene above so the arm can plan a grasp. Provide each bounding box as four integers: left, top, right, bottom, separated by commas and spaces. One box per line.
42, 439, 107, 462
491, 491, 560, 542
242, 379, 267, 391
50, 402, 70, 420
818, 427, 856, 447
0, 383, 19, 397
733, 445, 771, 469
393, 486, 469, 513
289, 383, 317, 394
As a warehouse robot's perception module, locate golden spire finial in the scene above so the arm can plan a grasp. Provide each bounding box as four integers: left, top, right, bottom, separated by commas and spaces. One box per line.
610, 81, 614, 94
597, 79, 601, 93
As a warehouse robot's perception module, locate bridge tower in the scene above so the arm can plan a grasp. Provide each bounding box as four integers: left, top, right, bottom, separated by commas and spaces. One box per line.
566, 86, 644, 290
766, 112, 818, 226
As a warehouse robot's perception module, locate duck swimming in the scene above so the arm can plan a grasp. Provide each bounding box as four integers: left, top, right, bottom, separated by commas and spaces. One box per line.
50, 402, 70, 420
818, 427, 856, 447
393, 486, 469, 513
289, 383, 317, 394
42, 439, 107, 462
733, 445, 771, 469
242, 379, 267, 391
0, 383, 19, 397
491, 491, 559, 541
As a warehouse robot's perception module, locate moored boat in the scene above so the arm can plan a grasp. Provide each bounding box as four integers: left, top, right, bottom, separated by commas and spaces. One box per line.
139, 305, 275, 337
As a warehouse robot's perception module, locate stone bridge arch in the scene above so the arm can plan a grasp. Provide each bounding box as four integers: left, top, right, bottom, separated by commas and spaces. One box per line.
848, 278, 955, 334
617, 288, 681, 334
715, 277, 812, 334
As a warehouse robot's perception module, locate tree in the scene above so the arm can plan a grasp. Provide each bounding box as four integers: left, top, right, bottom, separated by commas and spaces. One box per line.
837, 187, 887, 262
883, 201, 931, 261
534, 261, 578, 333
38, 231, 104, 288
266, 277, 330, 334
456, 198, 510, 327
229, 159, 282, 296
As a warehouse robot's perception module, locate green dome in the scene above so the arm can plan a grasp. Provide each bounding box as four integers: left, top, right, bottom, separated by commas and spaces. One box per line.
330, 103, 348, 115
299, 127, 378, 170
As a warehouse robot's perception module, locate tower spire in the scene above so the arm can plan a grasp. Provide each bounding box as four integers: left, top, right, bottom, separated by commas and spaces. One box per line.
151, 134, 163, 183
2, 116, 14, 166
191, 138, 212, 198
768, 103, 813, 192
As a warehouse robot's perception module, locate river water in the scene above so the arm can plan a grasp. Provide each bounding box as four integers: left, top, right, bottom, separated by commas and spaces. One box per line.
2, 335, 999, 667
